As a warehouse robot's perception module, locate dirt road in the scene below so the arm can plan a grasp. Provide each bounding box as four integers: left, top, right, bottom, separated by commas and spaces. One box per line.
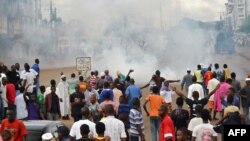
40, 67, 226, 141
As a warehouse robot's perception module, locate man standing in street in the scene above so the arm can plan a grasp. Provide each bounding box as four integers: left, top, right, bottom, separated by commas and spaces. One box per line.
45, 86, 61, 120
125, 79, 142, 107
240, 78, 250, 124
159, 104, 175, 141
58, 75, 70, 120
181, 68, 193, 94
0, 105, 28, 141
31, 58, 40, 92
70, 85, 85, 122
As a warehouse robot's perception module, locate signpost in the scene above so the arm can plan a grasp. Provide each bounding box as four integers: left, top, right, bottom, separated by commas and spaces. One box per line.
76, 57, 91, 78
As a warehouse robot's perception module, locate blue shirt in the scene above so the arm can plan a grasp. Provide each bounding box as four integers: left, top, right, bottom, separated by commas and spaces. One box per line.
99, 89, 114, 102
32, 63, 40, 74
118, 104, 130, 114
125, 84, 142, 106
221, 95, 240, 109
27, 102, 40, 120
118, 104, 130, 129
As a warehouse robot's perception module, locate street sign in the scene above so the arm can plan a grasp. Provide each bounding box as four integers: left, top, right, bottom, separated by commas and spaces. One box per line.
76, 57, 91, 71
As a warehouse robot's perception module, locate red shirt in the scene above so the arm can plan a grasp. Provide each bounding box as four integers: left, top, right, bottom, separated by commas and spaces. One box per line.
0, 119, 28, 141
160, 115, 175, 141
6, 83, 16, 105
204, 71, 213, 86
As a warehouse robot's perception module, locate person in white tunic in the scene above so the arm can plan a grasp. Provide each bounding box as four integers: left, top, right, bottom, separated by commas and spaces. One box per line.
188, 76, 204, 100
58, 75, 70, 120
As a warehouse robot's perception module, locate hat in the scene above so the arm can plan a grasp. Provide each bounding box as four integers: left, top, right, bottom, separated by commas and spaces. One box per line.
117, 71, 121, 76
60, 75, 66, 79
187, 68, 191, 71
245, 78, 250, 81
42, 133, 53, 140
100, 72, 105, 77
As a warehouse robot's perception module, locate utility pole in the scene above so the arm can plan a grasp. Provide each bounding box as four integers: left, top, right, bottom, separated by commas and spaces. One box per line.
50, 0, 53, 28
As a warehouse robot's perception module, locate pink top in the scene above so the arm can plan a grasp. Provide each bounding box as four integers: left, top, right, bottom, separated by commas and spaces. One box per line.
214, 82, 231, 112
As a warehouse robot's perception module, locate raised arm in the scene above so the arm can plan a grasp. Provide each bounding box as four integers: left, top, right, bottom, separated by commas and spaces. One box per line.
172, 87, 187, 100
140, 82, 150, 89
126, 69, 134, 78
208, 83, 220, 96
168, 79, 180, 83
23, 84, 31, 104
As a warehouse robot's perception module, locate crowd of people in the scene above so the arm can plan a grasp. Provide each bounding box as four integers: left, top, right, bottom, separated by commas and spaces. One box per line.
0, 59, 250, 141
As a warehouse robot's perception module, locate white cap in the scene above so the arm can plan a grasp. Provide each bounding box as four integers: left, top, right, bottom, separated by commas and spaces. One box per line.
100, 72, 105, 77
187, 68, 191, 71
60, 75, 66, 79
245, 78, 250, 81
42, 133, 53, 140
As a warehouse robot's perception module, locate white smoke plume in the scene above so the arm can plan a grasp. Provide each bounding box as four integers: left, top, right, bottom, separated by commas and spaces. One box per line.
4, 0, 248, 84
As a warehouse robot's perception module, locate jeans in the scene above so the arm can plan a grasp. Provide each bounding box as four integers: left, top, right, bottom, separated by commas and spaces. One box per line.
130, 135, 139, 141
242, 107, 249, 124
150, 116, 160, 141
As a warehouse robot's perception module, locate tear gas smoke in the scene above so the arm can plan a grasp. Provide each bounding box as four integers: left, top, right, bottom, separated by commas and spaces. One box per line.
1, 0, 248, 84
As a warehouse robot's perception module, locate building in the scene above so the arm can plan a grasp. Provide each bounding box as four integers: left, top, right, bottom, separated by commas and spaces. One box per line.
0, 0, 42, 36
225, 0, 250, 30
0, 0, 42, 62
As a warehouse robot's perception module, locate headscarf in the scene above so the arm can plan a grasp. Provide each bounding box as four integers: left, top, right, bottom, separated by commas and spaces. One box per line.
160, 80, 171, 91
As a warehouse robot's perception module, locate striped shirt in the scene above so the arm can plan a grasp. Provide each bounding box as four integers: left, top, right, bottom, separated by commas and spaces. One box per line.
101, 116, 127, 140
90, 75, 97, 89
129, 108, 144, 136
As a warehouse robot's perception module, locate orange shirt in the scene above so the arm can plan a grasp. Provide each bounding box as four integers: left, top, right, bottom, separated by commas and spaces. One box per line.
0, 119, 27, 141
79, 82, 87, 93
146, 94, 164, 117
204, 71, 213, 86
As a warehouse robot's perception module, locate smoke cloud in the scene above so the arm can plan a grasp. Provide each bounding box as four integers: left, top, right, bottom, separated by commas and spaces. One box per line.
2, 0, 248, 84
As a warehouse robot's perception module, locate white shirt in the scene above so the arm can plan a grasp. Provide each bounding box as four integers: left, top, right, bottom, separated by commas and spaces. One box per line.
207, 78, 220, 101
192, 123, 217, 141
84, 89, 99, 102
0, 74, 7, 107
101, 116, 127, 141
44, 86, 60, 98
188, 83, 204, 100
188, 117, 203, 132
22, 71, 36, 93
15, 93, 28, 119
20, 69, 38, 79
0, 85, 7, 108
69, 119, 96, 140
0, 73, 6, 87
160, 90, 175, 103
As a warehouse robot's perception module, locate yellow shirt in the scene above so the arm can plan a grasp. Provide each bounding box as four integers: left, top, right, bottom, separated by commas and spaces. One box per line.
194, 70, 203, 83
224, 68, 231, 79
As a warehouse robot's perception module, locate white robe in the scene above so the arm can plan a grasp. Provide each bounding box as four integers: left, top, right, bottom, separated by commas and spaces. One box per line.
58, 81, 70, 116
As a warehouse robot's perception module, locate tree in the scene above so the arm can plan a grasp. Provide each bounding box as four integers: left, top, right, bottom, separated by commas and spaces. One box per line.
239, 16, 250, 33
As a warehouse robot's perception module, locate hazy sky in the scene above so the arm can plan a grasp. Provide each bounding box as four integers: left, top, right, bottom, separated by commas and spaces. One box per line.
42, 0, 227, 23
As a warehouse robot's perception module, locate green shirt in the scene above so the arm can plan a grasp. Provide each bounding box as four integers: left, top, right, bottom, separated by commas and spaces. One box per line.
37, 93, 45, 112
